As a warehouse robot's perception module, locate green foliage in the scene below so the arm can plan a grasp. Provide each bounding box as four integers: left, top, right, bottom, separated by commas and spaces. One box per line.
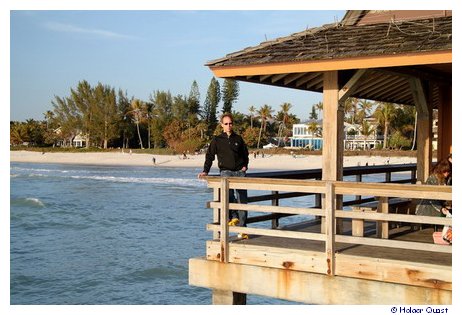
309, 105, 318, 120
203, 77, 221, 135
242, 127, 261, 148
221, 79, 239, 114
388, 131, 412, 150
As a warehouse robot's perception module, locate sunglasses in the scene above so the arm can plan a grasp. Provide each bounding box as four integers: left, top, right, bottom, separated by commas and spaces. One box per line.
222, 122, 233, 125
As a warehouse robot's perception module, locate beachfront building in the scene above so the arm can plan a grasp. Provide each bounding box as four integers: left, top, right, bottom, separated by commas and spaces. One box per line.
190, 10, 452, 305
290, 120, 322, 149
291, 119, 384, 150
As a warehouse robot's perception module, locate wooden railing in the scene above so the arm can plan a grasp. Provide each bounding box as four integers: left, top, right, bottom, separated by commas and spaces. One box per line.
243, 163, 417, 226
204, 176, 451, 276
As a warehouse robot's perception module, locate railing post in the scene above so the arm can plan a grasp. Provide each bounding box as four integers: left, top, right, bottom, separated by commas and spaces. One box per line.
271, 191, 280, 229
213, 187, 220, 239
385, 172, 391, 183
220, 177, 230, 263
377, 197, 389, 239
355, 174, 362, 202
325, 181, 336, 276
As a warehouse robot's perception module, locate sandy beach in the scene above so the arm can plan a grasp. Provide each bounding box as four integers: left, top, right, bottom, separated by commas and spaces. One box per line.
10, 150, 416, 171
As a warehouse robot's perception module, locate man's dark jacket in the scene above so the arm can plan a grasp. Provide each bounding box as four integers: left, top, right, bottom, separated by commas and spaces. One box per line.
203, 132, 249, 173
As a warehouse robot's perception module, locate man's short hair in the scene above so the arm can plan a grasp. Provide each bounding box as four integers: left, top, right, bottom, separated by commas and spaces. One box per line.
220, 113, 233, 123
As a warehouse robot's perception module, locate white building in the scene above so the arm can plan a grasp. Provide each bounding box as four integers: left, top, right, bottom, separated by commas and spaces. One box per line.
290, 119, 383, 150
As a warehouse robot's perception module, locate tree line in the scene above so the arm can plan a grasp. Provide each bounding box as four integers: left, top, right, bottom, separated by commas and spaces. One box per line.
10, 78, 418, 151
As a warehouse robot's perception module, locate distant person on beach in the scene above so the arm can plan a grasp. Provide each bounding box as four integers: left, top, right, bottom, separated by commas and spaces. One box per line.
415, 158, 451, 217
198, 113, 249, 239
152, 157, 156, 165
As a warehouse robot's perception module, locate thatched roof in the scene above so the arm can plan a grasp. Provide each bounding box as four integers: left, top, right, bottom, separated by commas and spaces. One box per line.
206, 13, 451, 108
206, 16, 451, 67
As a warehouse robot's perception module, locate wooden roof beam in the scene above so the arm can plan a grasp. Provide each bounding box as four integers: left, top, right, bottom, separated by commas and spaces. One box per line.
338, 69, 367, 103
209, 51, 452, 78
356, 74, 397, 95
284, 72, 306, 85
376, 66, 452, 84
365, 77, 407, 98
259, 75, 272, 82
295, 73, 320, 87
271, 73, 288, 84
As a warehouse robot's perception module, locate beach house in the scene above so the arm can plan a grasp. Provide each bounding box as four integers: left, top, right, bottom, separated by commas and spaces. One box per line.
190, 10, 452, 305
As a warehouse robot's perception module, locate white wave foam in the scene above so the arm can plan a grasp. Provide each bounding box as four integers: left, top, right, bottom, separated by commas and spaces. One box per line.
69, 175, 205, 187
25, 198, 45, 207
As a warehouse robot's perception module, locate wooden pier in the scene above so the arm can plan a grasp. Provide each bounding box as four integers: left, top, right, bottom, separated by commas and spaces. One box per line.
189, 166, 452, 304
192, 10, 452, 305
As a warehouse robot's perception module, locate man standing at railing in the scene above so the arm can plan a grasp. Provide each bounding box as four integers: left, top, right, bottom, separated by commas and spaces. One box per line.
198, 113, 249, 239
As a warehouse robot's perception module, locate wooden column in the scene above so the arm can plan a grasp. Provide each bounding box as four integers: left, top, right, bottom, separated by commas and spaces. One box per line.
322, 70, 344, 181
437, 85, 452, 161
212, 289, 246, 305
410, 78, 432, 183
321, 71, 344, 234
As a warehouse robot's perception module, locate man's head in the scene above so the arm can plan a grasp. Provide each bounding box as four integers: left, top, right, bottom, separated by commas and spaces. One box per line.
220, 113, 234, 134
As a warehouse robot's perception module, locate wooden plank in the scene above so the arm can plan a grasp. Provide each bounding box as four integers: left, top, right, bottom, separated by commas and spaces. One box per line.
206, 224, 327, 242
220, 178, 229, 263
335, 211, 452, 226
335, 235, 452, 253
209, 201, 325, 217
189, 257, 452, 304
209, 51, 452, 77
205, 241, 452, 290
335, 255, 452, 290
334, 181, 451, 200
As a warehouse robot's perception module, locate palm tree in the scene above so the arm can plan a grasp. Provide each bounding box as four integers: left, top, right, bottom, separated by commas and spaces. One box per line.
315, 101, 323, 119
277, 103, 292, 145
257, 104, 273, 149
373, 102, 397, 149
357, 99, 373, 122
344, 97, 358, 124
128, 99, 147, 149
248, 105, 256, 128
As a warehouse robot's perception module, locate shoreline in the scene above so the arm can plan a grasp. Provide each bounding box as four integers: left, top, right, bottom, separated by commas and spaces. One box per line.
10, 150, 417, 171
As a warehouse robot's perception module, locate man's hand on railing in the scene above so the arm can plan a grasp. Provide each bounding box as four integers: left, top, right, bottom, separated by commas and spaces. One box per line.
198, 172, 208, 179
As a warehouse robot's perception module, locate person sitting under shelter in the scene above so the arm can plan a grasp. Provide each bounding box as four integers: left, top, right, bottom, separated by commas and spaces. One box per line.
416, 158, 451, 217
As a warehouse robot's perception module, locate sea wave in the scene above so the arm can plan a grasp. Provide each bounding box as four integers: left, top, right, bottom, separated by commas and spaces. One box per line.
69, 175, 205, 187
11, 197, 45, 208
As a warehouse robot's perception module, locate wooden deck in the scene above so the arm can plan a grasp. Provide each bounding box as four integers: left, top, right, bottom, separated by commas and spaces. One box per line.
189, 171, 452, 304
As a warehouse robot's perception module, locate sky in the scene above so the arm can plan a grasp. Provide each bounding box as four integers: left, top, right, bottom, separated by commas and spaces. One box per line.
4, 1, 461, 315
10, 10, 346, 122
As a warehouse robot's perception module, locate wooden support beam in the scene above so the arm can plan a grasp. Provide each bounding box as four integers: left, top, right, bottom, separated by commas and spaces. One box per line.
410, 78, 432, 183
338, 69, 367, 103
284, 72, 306, 85
220, 178, 229, 263
271, 73, 287, 83
325, 181, 336, 276
377, 197, 389, 239
437, 84, 452, 161
213, 187, 220, 239
190, 257, 452, 304
212, 289, 246, 305
322, 70, 343, 181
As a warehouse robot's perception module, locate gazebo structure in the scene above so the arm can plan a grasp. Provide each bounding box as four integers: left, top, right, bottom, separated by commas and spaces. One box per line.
189, 10, 452, 305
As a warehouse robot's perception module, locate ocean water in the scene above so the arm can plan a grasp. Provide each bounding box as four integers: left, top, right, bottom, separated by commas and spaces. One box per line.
10, 162, 311, 305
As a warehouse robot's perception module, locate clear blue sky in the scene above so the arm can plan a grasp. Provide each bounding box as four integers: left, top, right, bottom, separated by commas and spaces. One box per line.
10, 10, 346, 122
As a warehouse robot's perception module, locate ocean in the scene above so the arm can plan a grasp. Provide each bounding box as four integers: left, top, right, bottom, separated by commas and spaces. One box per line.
10, 162, 312, 305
